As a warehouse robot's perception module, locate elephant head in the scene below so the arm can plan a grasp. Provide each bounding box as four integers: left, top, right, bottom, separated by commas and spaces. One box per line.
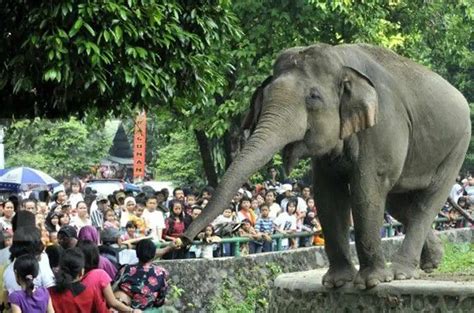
183, 44, 379, 242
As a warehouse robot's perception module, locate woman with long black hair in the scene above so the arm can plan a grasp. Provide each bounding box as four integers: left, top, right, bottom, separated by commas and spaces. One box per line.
162, 201, 187, 259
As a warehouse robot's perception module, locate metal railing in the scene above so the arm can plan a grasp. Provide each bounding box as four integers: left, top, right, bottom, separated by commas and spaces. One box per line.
155, 216, 470, 257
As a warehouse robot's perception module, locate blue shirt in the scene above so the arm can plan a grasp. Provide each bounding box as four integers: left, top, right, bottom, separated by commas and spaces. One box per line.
255, 217, 274, 234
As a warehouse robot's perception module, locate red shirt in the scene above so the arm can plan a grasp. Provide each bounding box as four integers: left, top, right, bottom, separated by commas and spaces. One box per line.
49, 282, 109, 313
163, 218, 186, 239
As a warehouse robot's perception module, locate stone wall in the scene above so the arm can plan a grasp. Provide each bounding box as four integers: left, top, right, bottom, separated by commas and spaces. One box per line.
156, 228, 473, 312
269, 269, 474, 312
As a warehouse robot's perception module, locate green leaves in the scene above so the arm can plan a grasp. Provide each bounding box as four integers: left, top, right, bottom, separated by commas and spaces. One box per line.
69, 18, 84, 38
1, 0, 242, 119
4, 118, 112, 178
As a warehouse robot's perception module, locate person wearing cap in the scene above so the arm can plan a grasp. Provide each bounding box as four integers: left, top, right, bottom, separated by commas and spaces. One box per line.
99, 228, 122, 269
279, 184, 307, 214
57, 225, 78, 249
91, 194, 109, 229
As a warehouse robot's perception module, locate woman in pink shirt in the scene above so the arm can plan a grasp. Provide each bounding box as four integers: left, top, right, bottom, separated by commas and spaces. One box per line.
78, 240, 141, 313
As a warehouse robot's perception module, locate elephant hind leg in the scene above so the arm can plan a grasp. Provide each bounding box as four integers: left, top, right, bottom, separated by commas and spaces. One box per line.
388, 138, 467, 280
387, 196, 443, 274
420, 230, 443, 273
389, 189, 449, 280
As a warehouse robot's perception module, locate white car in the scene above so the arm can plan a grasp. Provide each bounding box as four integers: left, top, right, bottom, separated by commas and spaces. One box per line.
141, 181, 175, 193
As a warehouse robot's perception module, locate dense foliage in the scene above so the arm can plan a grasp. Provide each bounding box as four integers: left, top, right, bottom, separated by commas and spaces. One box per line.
1, 0, 472, 183
152, 126, 205, 186
0, 0, 241, 118
4, 118, 111, 178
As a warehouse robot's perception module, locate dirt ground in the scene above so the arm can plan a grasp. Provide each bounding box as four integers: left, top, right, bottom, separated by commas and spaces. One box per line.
418, 271, 474, 282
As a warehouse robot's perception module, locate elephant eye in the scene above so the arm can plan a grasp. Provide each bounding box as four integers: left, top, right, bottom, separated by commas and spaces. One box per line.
305, 88, 322, 108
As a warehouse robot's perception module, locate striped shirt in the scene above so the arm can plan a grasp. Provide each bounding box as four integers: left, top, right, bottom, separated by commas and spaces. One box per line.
255, 217, 274, 234
91, 209, 104, 229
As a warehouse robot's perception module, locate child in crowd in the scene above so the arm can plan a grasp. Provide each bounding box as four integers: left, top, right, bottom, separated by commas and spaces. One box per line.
237, 197, 257, 226
199, 225, 221, 259
304, 211, 324, 246
45, 212, 61, 233
8, 254, 54, 313
103, 209, 120, 230
250, 198, 261, 216
212, 206, 235, 229
120, 221, 138, 241
274, 199, 297, 249
254, 204, 273, 252
238, 219, 261, 255
129, 204, 147, 235
186, 193, 197, 208
58, 212, 70, 228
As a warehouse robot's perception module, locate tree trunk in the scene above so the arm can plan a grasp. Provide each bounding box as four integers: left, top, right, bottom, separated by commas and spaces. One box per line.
195, 130, 219, 187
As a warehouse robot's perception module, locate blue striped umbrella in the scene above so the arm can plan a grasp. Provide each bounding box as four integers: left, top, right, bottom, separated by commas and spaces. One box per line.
0, 167, 59, 191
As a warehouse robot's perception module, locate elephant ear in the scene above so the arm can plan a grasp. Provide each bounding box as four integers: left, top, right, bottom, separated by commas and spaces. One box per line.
339, 67, 378, 140
241, 76, 273, 138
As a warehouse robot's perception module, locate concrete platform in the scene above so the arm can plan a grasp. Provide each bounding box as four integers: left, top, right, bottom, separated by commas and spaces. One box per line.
269, 269, 474, 312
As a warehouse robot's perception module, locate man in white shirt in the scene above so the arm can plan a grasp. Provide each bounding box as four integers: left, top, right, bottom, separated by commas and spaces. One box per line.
142, 195, 165, 241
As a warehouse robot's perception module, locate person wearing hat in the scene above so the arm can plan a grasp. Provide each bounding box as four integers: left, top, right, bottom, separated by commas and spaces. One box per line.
90, 194, 110, 229
279, 184, 308, 214
57, 225, 78, 249
99, 228, 122, 269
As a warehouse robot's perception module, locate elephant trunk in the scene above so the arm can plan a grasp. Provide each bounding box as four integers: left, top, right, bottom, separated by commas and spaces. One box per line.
183, 107, 307, 243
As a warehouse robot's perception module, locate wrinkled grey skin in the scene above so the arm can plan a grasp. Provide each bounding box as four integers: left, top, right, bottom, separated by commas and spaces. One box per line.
183, 43, 471, 289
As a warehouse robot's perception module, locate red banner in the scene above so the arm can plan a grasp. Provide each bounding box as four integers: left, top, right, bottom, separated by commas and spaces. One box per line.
133, 111, 147, 181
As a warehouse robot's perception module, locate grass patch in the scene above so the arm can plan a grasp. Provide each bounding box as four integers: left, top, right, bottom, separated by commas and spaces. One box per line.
436, 242, 474, 275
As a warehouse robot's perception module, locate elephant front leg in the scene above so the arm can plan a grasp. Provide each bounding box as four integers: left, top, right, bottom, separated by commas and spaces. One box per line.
314, 162, 356, 288
351, 180, 393, 289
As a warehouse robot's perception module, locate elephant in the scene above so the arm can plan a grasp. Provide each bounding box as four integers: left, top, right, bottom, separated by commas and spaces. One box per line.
182, 43, 471, 289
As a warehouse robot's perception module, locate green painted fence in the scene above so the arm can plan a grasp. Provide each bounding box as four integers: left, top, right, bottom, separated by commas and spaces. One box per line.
156, 216, 470, 257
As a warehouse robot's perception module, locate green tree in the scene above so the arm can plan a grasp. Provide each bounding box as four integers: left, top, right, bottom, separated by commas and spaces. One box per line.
0, 0, 241, 118
4, 118, 110, 178
153, 126, 205, 186
390, 0, 473, 102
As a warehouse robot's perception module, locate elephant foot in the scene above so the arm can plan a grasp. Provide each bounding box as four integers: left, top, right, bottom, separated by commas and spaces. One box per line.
391, 261, 419, 280
420, 233, 443, 273
353, 266, 393, 290
322, 265, 357, 288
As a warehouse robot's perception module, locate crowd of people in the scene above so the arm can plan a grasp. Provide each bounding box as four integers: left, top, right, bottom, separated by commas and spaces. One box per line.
0, 167, 471, 312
